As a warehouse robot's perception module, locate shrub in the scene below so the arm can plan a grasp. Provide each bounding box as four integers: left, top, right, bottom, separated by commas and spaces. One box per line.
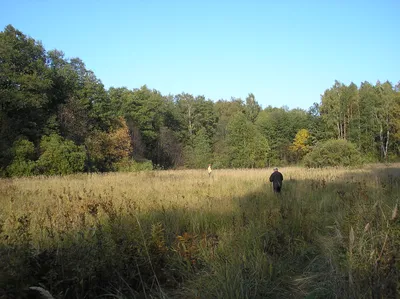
36, 134, 86, 175
7, 160, 36, 177
303, 139, 362, 168
114, 158, 153, 172
85, 119, 133, 172
6, 139, 36, 177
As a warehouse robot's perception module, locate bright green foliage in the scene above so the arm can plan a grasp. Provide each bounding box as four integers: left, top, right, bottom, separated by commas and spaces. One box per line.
320, 81, 360, 141
244, 93, 261, 123
184, 128, 213, 168
11, 138, 35, 160
176, 93, 218, 141
213, 99, 245, 168
256, 107, 311, 165
227, 113, 270, 168
320, 80, 400, 162
358, 82, 379, 159
36, 134, 85, 175
304, 139, 362, 167
374, 81, 395, 161
393, 84, 400, 157
6, 160, 36, 177
6, 139, 36, 176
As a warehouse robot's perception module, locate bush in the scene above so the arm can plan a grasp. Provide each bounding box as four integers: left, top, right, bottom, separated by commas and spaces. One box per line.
7, 160, 36, 177
6, 139, 36, 177
36, 134, 86, 175
114, 158, 153, 172
85, 120, 133, 172
303, 139, 362, 168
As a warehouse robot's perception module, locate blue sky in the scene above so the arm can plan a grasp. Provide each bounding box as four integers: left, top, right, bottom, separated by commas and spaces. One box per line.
1, 0, 399, 110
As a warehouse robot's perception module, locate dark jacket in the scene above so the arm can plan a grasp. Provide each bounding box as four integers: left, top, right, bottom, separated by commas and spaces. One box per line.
269, 171, 283, 190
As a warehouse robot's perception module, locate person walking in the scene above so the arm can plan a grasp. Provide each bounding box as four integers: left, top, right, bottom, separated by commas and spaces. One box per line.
208, 164, 212, 177
269, 167, 283, 193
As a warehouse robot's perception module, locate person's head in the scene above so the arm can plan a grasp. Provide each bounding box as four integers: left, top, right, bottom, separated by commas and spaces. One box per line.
273, 167, 278, 172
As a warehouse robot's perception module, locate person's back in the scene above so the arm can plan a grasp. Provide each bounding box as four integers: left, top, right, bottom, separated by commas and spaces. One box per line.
269, 168, 283, 193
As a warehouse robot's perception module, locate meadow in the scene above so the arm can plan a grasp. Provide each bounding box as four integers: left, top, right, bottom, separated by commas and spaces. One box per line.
1, 165, 399, 298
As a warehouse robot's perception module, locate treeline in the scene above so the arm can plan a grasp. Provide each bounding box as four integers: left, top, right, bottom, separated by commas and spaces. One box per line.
1, 25, 399, 176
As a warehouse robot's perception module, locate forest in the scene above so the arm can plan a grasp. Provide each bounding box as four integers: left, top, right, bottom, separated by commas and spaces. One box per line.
1, 24, 399, 177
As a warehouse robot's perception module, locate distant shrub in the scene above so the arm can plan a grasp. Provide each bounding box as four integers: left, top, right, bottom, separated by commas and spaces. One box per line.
7, 160, 36, 177
211, 160, 226, 169
114, 158, 153, 172
12, 138, 35, 160
303, 139, 362, 168
6, 138, 36, 177
36, 134, 86, 175
85, 119, 133, 171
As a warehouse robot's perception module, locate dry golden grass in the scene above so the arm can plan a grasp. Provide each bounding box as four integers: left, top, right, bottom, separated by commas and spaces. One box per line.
1, 164, 398, 245
1, 164, 399, 298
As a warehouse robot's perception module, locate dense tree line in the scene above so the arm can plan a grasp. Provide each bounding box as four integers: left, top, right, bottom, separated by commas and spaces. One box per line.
1, 25, 399, 176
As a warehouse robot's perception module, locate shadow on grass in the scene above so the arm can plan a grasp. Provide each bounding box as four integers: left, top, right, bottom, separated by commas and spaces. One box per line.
1, 166, 400, 298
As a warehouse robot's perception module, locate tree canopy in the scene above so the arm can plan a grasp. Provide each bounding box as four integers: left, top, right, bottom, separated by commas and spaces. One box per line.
1, 25, 399, 176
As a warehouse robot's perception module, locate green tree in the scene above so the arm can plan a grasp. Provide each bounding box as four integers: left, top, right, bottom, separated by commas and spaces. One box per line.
184, 128, 213, 168
307, 102, 330, 144
213, 99, 245, 167
227, 113, 269, 168
56, 58, 112, 144
176, 93, 196, 139
36, 134, 86, 175
192, 95, 218, 140
124, 86, 165, 163
374, 81, 395, 161
256, 107, 310, 165
320, 81, 360, 141
0, 25, 52, 166
358, 82, 380, 160
6, 138, 36, 176
245, 93, 261, 123
392, 82, 400, 157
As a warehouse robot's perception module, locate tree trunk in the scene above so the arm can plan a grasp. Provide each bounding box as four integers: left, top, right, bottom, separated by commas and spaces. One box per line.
188, 105, 192, 136
385, 129, 389, 161
379, 123, 386, 160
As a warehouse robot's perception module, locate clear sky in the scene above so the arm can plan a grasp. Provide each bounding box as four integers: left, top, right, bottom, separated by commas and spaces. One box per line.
1, 0, 399, 110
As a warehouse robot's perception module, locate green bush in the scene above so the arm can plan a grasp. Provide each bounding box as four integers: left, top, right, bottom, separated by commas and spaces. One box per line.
12, 139, 35, 160
7, 160, 36, 177
36, 134, 86, 175
6, 139, 36, 177
114, 158, 153, 172
303, 139, 362, 168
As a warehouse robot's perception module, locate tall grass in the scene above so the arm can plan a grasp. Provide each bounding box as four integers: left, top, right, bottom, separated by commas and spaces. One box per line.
0, 165, 399, 298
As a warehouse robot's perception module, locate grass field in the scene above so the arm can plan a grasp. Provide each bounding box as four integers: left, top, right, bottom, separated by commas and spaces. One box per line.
1, 165, 400, 298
